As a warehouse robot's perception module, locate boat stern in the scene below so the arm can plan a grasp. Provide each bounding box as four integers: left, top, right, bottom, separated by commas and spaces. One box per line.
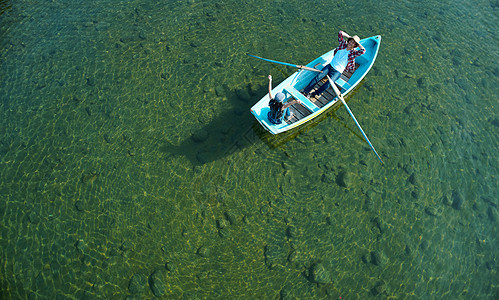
250, 107, 279, 134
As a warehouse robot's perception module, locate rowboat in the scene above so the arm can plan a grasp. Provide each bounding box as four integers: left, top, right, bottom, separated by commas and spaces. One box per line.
250, 35, 381, 135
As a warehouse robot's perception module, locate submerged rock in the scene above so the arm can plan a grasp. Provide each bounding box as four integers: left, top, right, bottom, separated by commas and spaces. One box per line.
442, 195, 452, 206
74, 201, 86, 212
309, 262, 332, 284
370, 250, 387, 266
286, 226, 297, 238
336, 171, 351, 188
408, 173, 418, 185
371, 281, 387, 296
86, 77, 95, 86
287, 249, 296, 263
27, 211, 40, 224
75, 239, 88, 254
218, 227, 230, 238
165, 261, 176, 272
149, 270, 167, 297
451, 191, 464, 210
425, 205, 443, 217
404, 244, 413, 256
372, 217, 387, 235
487, 206, 497, 222
215, 85, 225, 97
128, 273, 147, 294
197, 245, 210, 257
224, 210, 237, 225
417, 76, 429, 88
192, 130, 208, 143
216, 218, 229, 229
236, 88, 251, 102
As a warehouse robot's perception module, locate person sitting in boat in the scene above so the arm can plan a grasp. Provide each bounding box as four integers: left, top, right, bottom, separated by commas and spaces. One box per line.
303, 30, 366, 98
267, 75, 301, 124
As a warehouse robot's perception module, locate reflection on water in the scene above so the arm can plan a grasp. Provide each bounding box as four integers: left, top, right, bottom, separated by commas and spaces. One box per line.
0, 0, 497, 298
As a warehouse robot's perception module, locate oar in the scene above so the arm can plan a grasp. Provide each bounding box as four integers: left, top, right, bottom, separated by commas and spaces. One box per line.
247, 54, 322, 73
327, 75, 384, 164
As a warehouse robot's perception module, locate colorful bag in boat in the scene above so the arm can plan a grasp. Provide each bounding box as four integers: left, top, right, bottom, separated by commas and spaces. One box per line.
268, 99, 283, 124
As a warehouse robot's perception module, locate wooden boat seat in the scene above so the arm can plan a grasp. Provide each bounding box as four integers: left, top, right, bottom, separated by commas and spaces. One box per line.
284, 86, 320, 113
285, 102, 312, 124
335, 77, 350, 90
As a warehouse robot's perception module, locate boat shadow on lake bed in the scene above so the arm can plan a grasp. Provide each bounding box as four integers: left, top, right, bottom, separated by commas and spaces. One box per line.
158, 83, 270, 166
159, 76, 373, 166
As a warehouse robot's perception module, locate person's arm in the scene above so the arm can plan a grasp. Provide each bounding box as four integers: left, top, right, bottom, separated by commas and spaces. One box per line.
268, 75, 273, 100
282, 99, 301, 110
337, 31, 347, 50
352, 44, 366, 57
340, 30, 351, 39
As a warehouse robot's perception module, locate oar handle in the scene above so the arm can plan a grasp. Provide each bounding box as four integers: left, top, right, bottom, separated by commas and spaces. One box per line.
297, 65, 323, 73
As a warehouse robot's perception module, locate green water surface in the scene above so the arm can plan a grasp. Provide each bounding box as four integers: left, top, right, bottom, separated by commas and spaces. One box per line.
0, 0, 497, 298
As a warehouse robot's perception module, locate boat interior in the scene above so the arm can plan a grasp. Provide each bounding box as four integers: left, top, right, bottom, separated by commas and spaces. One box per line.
284, 64, 358, 124
252, 36, 380, 132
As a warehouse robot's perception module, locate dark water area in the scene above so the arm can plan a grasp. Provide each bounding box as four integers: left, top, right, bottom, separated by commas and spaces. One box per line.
1, 0, 497, 299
